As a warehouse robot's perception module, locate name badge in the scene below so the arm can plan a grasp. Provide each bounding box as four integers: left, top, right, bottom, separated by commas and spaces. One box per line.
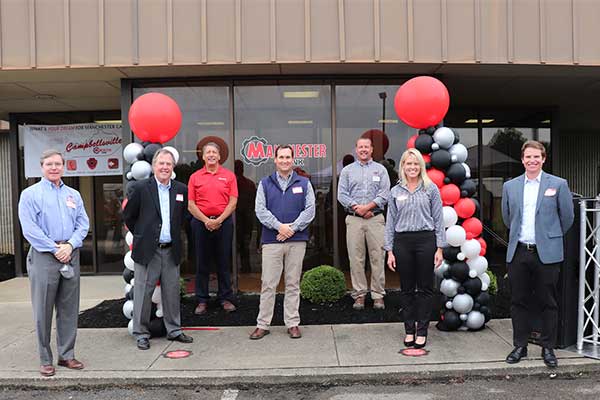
292, 186, 303, 194
66, 196, 76, 209
218, 177, 227, 181
372, 175, 381, 182
544, 188, 556, 197
176, 194, 184, 202
396, 195, 408, 202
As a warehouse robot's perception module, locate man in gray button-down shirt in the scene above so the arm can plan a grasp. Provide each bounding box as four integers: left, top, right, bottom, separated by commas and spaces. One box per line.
337, 137, 390, 310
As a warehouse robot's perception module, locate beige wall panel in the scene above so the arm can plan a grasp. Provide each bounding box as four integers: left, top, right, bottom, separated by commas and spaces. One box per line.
0, 0, 31, 67
104, 0, 134, 65
206, 0, 235, 62
574, 0, 600, 64
35, 0, 64, 66
242, 0, 270, 62
512, 0, 541, 63
413, 0, 442, 62
275, 0, 304, 61
138, 0, 168, 65
544, 0, 573, 63
172, 0, 202, 63
446, 0, 475, 62
479, 0, 508, 63
70, 0, 100, 66
379, 0, 408, 61
345, 0, 374, 61
310, 0, 339, 61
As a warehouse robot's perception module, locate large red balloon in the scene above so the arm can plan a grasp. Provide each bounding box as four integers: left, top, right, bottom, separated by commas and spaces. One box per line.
361, 129, 389, 161
406, 134, 418, 149
440, 184, 460, 206
129, 93, 182, 144
394, 76, 450, 129
454, 198, 476, 219
427, 168, 445, 188
463, 217, 483, 240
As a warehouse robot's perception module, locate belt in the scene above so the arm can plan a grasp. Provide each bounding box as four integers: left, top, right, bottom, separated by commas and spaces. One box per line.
158, 242, 172, 249
346, 210, 383, 218
518, 242, 537, 252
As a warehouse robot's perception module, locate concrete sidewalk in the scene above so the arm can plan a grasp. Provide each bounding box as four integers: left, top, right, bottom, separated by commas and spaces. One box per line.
0, 277, 599, 388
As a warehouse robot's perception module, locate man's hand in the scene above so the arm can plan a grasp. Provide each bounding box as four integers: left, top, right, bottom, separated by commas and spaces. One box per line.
54, 243, 72, 264
352, 204, 371, 217
363, 211, 374, 219
205, 219, 222, 231
277, 224, 295, 241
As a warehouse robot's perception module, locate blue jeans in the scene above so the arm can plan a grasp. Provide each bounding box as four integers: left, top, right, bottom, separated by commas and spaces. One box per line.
192, 216, 234, 304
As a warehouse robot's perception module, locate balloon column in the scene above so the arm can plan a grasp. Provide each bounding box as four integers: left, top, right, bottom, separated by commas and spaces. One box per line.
396, 76, 492, 331
121, 92, 182, 338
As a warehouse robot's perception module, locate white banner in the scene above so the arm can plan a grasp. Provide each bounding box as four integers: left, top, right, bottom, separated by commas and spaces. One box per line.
22, 123, 123, 178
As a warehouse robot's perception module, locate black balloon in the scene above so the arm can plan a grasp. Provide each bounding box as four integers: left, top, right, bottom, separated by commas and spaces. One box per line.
463, 277, 482, 296
449, 261, 470, 282
426, 126, 436, 135
143, 143, 162, 163
446, 163, 467, 185
149, 317, 167, 338
125, 289, 134, 301
472, 198, 481, 216
415, 134, 434, 154
443, 246, 461, 262
443, 177, 451, 184
460, 179, 477, 198
457, 286, 466, 295
453, 131, 460, 144
419, 129, 427, 135
480, 306, 491, 322
475, 291, 490, 306
443, 310, 462, 331
443, 270, 452, 279
430, 149, 452, 170
472, 302, 481, 311
123, 268, 134, 284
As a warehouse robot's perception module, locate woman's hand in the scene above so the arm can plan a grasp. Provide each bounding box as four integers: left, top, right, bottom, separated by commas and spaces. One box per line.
434, 248, 443, 268
387, 251, 396, 272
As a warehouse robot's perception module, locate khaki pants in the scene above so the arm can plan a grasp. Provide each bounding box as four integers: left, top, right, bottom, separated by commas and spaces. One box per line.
346, 213, 386, 300
256, 241, 306, 330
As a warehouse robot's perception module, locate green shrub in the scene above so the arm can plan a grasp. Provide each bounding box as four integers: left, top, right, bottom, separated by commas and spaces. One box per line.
300, 265, 347, 304
486, 270, 498, 296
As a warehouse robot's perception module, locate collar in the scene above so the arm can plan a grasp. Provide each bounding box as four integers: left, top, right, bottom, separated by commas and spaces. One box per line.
201, 164, 221, 175
357, 159, 373, 167
154, 176, 171, 190
400, 180, 423, 192
524, 170, 542, 184
41, 177, 64, 189
276, 171, 293, 182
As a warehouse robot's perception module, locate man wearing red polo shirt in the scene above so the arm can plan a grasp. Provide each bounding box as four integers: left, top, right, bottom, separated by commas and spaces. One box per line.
188, 142, 238, 315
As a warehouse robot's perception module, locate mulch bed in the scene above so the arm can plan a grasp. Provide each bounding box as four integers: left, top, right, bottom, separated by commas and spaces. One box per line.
78, 289, 510, 329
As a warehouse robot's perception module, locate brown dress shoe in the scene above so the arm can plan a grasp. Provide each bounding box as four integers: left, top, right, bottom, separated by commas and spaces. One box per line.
353, 296, 365, 310
194, 303, 208, 315
40, 365, 55, 377
222, 300, 237, 312
287, 326, 302, 339
249, 328, 270, 340
58, 358, 84, 370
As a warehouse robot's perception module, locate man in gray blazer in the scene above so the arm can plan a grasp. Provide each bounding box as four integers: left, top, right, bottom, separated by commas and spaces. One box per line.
501, 140, 574, 368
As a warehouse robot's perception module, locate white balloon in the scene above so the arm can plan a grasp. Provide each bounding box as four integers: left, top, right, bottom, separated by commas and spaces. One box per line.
446, 225, 467, 247
460, 313, 468, 321
433, 127, 455, 149
457, 252, 466, 261
431, 143, 440, 151
126, 172, 133, 180
156, 307, 163, 318
123, 143, 144, 164
124, 251, 135, 271
480, 271, 491, 286
440, 278, 460, 297
445, 301, 453, 309
171, 171, 176, 180
127, 319, 134, 336
469, 269, 478, 278
449, 143, 468, 164
452, 293, 474, 314
442, 206, 458, 228
122, 300, 134, 319
466, 310, 485, 329
131, 160, 152, 180
162, 146, 180, 164
467, 256, 489, 277
130, 278, 135, 287
462, 163, 471, 179
125, 231, 133, 247
124, 283, 132, 295
461, 239, 481, 260
481, 282, 489, 291
152, 285, 162, 304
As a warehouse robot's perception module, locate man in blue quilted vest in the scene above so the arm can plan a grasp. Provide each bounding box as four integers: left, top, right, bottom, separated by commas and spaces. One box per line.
250, 145, 315, 340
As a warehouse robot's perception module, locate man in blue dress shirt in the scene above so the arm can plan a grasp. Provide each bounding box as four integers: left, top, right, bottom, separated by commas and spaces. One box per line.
18, 149, 89, 377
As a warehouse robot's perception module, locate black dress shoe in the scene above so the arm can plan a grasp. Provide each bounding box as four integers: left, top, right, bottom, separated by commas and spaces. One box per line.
137, 338, 150, 350
413, 336, 428, 349
403, 335, 415, 348
168, 333, 194, 343
506, 346, 527, 364
542, 347, 558, 368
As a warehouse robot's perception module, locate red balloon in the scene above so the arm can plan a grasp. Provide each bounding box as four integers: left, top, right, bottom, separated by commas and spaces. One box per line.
361, 129, 389, 161
463, 217, 483, 239
129, 93, 182, 144
454, 198, 476, 219
440, 184, 460, 206
407, 134, 418, 149
394, 76, 450, 129
422, 154, 431, 165
477, 237, 487, 256
427, 168, 445, 188
121, 197, 128, 210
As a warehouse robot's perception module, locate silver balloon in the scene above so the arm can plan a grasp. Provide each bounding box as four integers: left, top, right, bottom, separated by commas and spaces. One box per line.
440, 278, 460, 297
452, 293, 474, 314
466, 310, 485, 329
123, 143, 144, 164
127, 319, 134, 336
460, 313, 468, 321
131, 160, 152, 180
449, 143, 468, 163
445, 301, 453, 309
435, 261, 449, 279
433, 127, 455, 149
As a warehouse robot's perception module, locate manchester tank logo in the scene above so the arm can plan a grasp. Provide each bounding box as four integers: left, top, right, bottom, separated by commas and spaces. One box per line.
240, 136, 327, 167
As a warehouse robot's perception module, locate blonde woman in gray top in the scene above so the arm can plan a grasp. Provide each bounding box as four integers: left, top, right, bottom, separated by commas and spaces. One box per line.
384, 148, 445, 349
